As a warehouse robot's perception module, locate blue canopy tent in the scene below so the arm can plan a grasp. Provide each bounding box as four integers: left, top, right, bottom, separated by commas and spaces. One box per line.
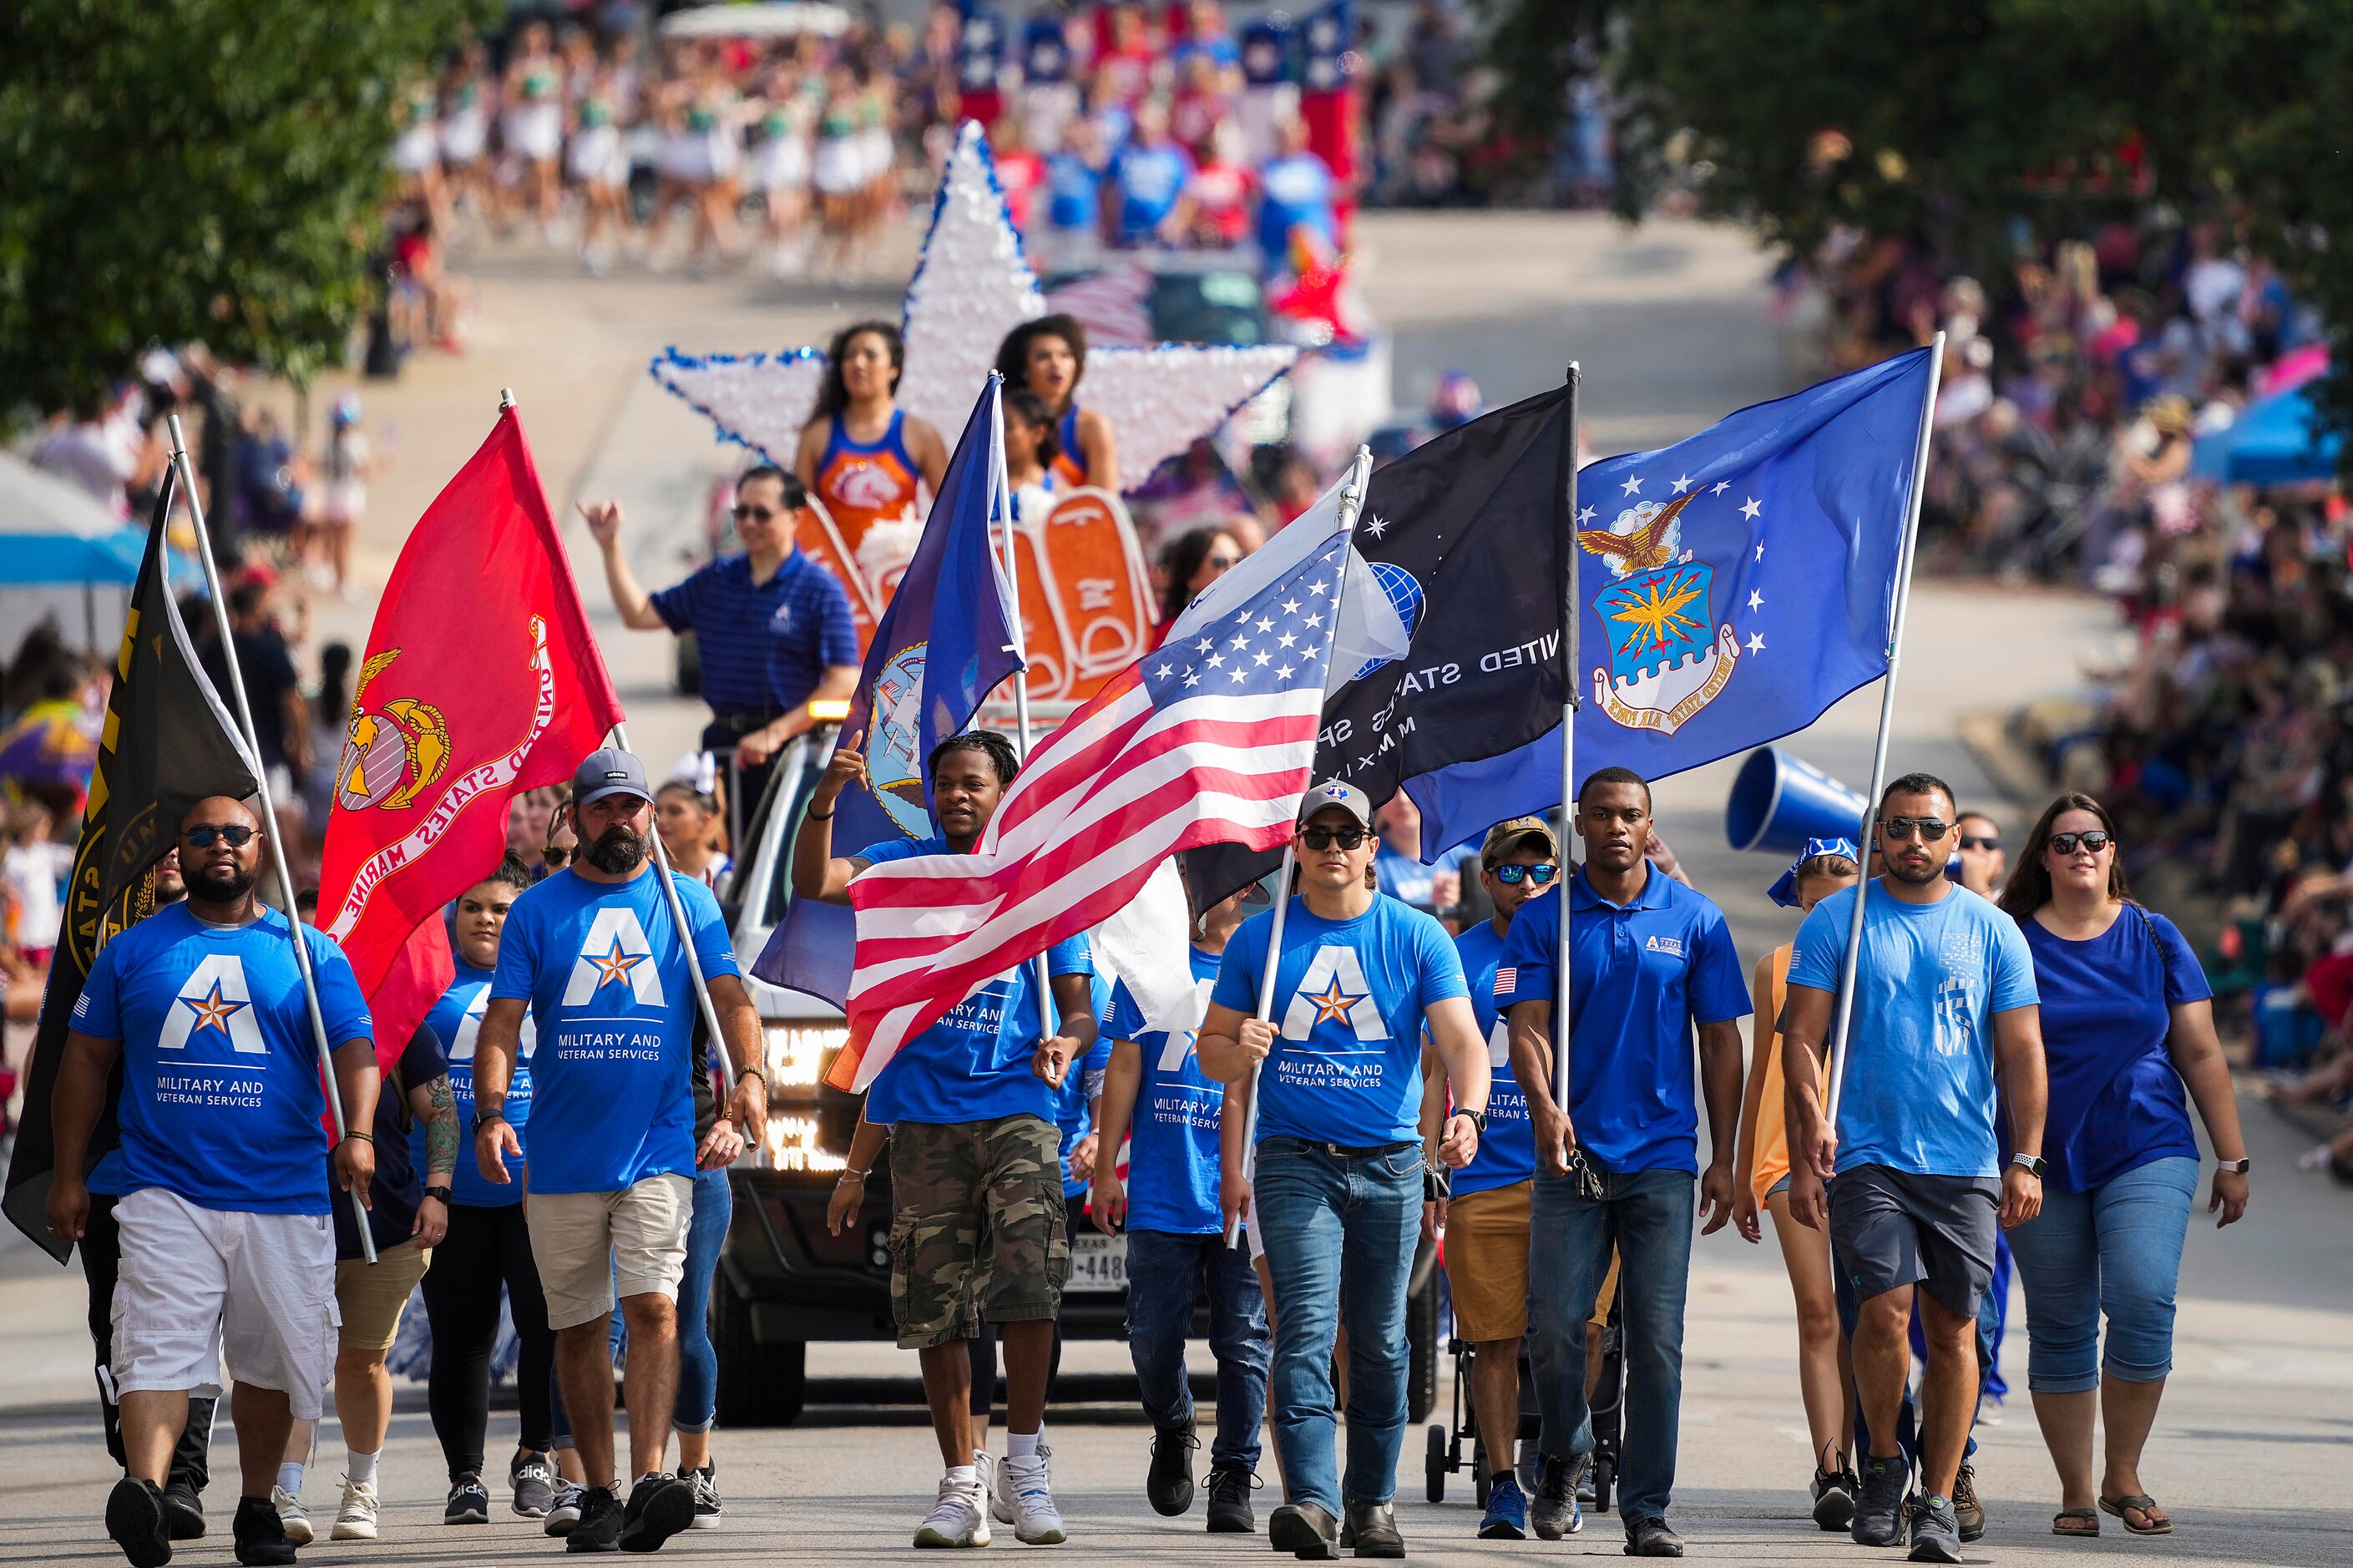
0, 453, 193, 659
2191, 378, 2343, 486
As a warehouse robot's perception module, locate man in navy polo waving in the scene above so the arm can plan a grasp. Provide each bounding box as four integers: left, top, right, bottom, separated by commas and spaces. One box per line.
1501, 767, 1748, 1558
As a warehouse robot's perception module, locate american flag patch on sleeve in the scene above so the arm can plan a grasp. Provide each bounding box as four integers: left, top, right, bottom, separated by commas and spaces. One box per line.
1495, 966, 1516, 998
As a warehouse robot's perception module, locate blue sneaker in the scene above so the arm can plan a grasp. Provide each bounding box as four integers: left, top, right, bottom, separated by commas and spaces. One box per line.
1478, 1473, 1530, 1540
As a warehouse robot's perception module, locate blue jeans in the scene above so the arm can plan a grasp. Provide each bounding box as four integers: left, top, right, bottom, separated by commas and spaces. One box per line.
1252, 1138, 1422, 1515
1124, 1229, 1271, 1469
676, 1166, 732, 1434
2005, 1156, 2196, 1392
1528, 1167, 1693, 1524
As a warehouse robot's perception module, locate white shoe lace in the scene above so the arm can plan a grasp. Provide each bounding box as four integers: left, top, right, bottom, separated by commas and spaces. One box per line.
339, 1479, 377, 1517
1007, 1453, 1060, 1525
920, 1479, 983, 1537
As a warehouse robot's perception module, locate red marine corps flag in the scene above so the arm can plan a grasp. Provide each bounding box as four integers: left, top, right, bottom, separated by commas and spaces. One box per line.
316, 397, 623, 1061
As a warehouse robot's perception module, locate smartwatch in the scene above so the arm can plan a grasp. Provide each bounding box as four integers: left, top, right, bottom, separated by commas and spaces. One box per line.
1453, 1107, 1488, 1136
2009, 1152, 2047, 1180
423, 1184, 453, 1204
2215, 1156, 2251, 1174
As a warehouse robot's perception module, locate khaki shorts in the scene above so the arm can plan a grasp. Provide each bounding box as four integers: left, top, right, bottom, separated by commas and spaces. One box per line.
1592, 1248, 1620, 1326
528, 1175, 693, 1330
336, 1237, 432, 1350
888, 1115, 1068, 1350
1445, 1181, 1532, 1342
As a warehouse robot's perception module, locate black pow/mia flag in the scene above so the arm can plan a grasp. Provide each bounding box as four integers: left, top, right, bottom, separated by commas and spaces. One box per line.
3, 468, 259, 1258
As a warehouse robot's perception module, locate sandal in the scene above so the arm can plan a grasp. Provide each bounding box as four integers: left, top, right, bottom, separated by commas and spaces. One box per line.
2052, 1508, 2100, 1537
2100, 1494, 2173, 1535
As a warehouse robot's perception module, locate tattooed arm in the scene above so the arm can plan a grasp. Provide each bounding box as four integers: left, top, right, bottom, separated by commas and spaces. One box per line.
408, 1074, 456, 1247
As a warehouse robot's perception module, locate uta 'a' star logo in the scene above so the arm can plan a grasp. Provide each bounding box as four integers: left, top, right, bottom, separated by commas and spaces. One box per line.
180, 980, 247, 1036
1305, 976, 1364, 1027
587, 938, 645, 989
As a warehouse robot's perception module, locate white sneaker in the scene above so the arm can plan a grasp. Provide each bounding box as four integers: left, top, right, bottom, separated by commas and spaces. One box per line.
1001, 1450, 1065, 1545
913, 1474, 992, 1548
979, 1450, 1010, 1524
331, 1475, 381, 1540
273, 1485, 314, 1545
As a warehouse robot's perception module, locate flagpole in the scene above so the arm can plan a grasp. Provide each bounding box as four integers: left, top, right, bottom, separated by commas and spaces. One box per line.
606, 721, 741, 1095
1555, 364, 1582, 1112
165, 415, 377, 1264
1823, 333, 1946, 1136
1229, 444, 1374, 1248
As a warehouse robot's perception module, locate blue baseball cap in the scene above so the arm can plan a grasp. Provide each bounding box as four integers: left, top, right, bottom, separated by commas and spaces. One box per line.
1769, 836, 1861, 908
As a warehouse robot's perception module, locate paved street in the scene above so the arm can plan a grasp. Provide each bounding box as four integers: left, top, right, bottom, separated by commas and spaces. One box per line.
5, 209, 2351, 1566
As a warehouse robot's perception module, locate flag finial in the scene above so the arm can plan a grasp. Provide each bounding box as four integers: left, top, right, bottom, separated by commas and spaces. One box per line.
498, 387, 516, 410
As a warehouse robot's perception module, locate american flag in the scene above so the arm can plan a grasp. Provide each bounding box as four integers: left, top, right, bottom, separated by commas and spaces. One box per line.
835, 485, 1365, 1089
1495, 965, 1518, 999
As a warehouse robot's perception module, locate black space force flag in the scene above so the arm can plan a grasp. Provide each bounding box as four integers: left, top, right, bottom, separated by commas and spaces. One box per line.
3, 469, 259, 1257
1189, 386, 1572, 902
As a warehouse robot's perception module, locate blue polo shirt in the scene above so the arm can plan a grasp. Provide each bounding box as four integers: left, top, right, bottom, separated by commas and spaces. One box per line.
1496, 867, 1749, 1175
649, 549, 858, 718
1448, 918, 1535, 1198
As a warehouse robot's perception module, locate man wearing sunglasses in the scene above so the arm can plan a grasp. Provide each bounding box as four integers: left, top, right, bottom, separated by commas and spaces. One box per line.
1779, 771, 2048, 1565
1420, 816, 1557, 1540
45, 797, 382, 1568
1952, 812, 2006, 900
581, 465, 860, 818
1197, 780, 1491, 1560
1501, 767, 1749, 1558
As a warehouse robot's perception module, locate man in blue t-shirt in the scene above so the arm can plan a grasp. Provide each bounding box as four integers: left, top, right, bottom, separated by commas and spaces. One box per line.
793, 728, 1097, 1548
1197, 779, 1490, 1560
1419, 815, 1558, 1540
1106, 99, 1196, 247
1254, 116, 1338, 271
1779, 771, 2047, 1562
45, 797, 380, 1568
1092, 883, 1272, 1533
1501, 768, 1749, 1555
472, 748, 764, 1555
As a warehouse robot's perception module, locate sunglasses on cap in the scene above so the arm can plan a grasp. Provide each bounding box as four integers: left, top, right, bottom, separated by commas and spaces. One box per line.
1490, 862, 1558, 886
183, 824, 256, 848
2048, 830, 2113, 855
1299, 826, 1369, 851
1880, 816, 1951, 842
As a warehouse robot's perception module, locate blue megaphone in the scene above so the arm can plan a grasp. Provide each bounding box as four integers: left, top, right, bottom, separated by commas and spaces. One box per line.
1726, 746, 1870, 855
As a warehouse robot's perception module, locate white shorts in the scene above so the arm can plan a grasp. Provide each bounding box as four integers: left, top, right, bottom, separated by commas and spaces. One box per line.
813, 137, 863, 196
506, 105, 563, 164
568, 126, 625, 188
753, 136, 809, 193
528, 1174, 692, 1330
110, 1186, 338, 1419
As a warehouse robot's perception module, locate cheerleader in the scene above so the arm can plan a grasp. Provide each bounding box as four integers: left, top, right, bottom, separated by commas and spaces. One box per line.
438, 46, 495, 225
749, 72, 815, 277
1003, 389, 1062, 524
567, 69, 632, 272
793, 321, 949, 598
812, 63, 868, 279
390, 82, 448, 235
501, 21, 565, 234
995, 314, 1119, 491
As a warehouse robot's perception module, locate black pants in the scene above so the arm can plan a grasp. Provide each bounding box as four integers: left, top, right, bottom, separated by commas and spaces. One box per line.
419, 1201, 555, 1481
81, 1193, 215, 1492
700, 716, 782, 872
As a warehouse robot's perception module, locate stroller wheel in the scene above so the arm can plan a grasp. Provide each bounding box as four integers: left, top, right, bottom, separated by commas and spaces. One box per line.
1424, 1425, 1448, 1503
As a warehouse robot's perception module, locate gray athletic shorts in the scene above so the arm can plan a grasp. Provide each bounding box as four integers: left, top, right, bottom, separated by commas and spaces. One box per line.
1828, 1163, 1998, 1320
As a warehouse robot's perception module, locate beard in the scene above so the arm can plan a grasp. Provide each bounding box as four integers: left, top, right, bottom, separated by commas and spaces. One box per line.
1886, 851, 1946, 888
190, 862, 258, 903
584, 824, 650, 875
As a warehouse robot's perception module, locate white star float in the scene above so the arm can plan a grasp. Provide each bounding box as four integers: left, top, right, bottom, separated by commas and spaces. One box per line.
651, 123, 1301, 493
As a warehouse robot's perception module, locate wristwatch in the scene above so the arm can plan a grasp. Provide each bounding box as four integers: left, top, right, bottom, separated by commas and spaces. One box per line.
1452, 1107, 1488, 1135
423, 1184, 453, 1204
2216, 1156, 2251, 1174
2009, 1152, 2047, 1179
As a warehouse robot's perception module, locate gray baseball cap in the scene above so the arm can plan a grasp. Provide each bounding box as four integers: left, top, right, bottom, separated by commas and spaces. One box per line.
570, 746, 653, 808
1297, 778, 1374, 831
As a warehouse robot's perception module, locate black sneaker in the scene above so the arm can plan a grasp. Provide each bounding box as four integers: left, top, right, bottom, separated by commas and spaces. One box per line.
1531, 1454, 1587, 1540
618, 1472, 695, 1554
1623, 1515, 1685, 1557
230, 1495, 296, 1566
513, 1453, 557, 1519
568, 1485, 621, 1553
106, 1478, 172, 1568
1850, 1453, 1910, 1549
1147, 1422, 1198, 1516
161, 1480, 207, 1541
444, 1474, 491, 1525
1810, 1465, 1857, 1531
1907, 1494, 1962, 1564
680, 1464, 723, 1530
1205, 1463, 1256, 1533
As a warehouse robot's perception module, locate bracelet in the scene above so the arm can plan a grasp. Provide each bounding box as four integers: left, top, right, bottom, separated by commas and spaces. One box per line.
341, 1131, 374, 1146
838, 1167, 870, 1183
807, 805, 834, 820
475, 1112, 507, 1130
735, 1067, 768, 1084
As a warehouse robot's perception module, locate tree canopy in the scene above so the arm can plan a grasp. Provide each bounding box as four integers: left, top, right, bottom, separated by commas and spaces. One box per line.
0, 0, 488, 416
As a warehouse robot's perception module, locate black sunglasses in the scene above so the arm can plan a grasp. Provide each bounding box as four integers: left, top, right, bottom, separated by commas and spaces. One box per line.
1299, 826, 1369, 852
2048, 830, 2113, 856
1957, 834, 2001, 851
1490, 862, 1558, 886
183, 824, 257, 848
1880, 816, 1951, 842
732, 503, 782, 523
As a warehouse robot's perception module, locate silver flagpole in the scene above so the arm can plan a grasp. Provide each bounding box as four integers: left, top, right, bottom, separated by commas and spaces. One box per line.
1229, 445, 1374, 1247
165, 415, 376, 1262
1823, 333, 1946, 1133
1555, 364, 1581, 1112
607, 720, 739, 1087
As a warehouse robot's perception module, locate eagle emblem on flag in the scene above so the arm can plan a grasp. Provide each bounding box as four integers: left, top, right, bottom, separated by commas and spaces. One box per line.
1580, 491, 1739, 736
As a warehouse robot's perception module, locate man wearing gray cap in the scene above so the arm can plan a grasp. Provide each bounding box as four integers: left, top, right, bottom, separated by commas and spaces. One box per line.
1197, 779, 1492, 1560
469, 748, 765, 1555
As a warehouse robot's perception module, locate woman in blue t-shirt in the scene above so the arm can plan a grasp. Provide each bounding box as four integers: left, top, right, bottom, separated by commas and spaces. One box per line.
1995, 793, 2251, 1540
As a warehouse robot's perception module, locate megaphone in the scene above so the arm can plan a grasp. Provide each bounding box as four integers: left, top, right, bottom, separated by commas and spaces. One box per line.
1726, 746, 1869, 855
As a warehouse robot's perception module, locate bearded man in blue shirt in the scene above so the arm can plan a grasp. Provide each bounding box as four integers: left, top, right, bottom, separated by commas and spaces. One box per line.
1503, 767, 1749, 1559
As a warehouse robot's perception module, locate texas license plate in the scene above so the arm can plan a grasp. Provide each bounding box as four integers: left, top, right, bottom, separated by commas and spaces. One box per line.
1065, 1232, 1128, 1293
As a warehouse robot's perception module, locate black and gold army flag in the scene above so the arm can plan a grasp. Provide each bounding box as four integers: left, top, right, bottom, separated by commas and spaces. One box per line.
3, 468, 259, 1257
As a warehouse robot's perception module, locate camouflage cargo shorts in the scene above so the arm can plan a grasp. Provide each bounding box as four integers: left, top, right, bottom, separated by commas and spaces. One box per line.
888, 1114, 1069, 1349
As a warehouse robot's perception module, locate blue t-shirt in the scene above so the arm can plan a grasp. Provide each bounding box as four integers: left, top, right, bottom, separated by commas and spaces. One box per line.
1375, 841, 1476, 915
338, 1024, 448, 1261
74, 904, 373, 1215
1045, 152, 1103, 233
648, 549, 859, 717
1212, 894, 1467, 1147
490, 868, 740, 1195
1111, 140, 1194, 245
1497, 868, 1749, 1175
409, 962, 536, 1208
1103, 948, 1226, 1234
1056, 974, 1115, 1196
1789, 883, 2039, 1178
1448, 919, 1534, 1197
856, 836, 1096, 1127
2020, 907, 2209, 1192
1256, 152, 1338, 261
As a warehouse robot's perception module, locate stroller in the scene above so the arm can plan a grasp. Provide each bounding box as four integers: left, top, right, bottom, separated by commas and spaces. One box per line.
1424, 1294, 1624, 1513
